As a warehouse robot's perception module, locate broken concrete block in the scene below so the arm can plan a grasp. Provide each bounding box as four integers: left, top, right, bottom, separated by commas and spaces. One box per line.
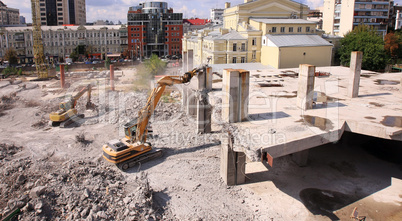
30, 186, 46, 198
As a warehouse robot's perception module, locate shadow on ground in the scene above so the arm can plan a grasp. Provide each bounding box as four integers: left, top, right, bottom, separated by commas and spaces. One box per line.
245, 131, 402, 220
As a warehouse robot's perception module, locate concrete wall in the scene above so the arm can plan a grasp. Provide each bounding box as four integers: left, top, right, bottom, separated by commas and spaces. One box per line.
279, 46, 332, 69
261, 46, 279, 68
340, 0, 355, 36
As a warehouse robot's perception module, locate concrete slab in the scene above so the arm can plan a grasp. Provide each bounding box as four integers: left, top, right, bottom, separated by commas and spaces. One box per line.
211, 66, 402, 164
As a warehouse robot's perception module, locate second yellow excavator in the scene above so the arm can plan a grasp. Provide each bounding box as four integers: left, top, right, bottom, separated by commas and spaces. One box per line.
49, 84, 95, 127
102, 67, 206, 170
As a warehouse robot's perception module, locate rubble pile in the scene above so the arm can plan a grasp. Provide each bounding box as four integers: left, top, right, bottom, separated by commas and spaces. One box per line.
0, 144, 160, 221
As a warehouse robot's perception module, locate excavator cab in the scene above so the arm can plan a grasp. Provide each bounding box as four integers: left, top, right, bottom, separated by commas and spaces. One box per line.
124, 118, 138, 140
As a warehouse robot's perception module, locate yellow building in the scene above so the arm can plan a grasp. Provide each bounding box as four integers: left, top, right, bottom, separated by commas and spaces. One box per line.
182, 0, 332, 68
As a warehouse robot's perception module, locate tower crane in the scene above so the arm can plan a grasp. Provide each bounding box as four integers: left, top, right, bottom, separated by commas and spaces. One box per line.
31, 0, 48, 78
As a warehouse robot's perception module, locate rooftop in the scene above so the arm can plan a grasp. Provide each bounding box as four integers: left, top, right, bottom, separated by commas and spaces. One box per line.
266, 34, 333, 47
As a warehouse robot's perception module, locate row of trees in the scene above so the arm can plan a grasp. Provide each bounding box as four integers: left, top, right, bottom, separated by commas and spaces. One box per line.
338, 25, 402, 71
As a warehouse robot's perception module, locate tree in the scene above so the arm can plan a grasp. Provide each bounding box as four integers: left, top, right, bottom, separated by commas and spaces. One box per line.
384, 32, 400, 63
144, 54, 166, 76
4, 48, 18, 65
338, 25, 387, 71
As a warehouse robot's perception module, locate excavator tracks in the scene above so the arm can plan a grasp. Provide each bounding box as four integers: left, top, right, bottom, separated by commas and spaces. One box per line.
116, 149, 163, 171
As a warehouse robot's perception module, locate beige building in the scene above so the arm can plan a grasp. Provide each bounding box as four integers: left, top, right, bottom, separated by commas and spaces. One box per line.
39, 0, 86, 26
323, 0, 390, 37
182, 0, 332, 69
0, 25, 128, 63
0, 1, 19, 26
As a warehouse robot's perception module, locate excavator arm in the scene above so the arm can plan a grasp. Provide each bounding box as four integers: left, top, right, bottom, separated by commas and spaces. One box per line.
127, 67, 203, 143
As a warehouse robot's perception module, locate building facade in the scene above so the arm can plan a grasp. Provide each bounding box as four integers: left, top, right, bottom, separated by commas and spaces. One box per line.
0, 1, 19, 26
127, 1, 183, 58
323, 0, 390, 37
183, 0, 331, 69
39, 0, 86, 26
0, 25, 128, 64
210, 8, 224, 25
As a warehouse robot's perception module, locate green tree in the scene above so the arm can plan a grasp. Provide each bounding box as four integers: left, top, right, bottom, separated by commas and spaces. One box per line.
144, 54, 166, 76
70, 48, 78, 62
4, 48, 18, 65
338, 25, 387, 71
384, 32, 400, 64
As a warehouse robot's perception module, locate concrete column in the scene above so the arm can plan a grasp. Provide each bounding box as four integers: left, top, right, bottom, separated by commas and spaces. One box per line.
206, 66, 213, 91
220, 135, 246, 185
348, 51, 363, 98
291, 149, 309, 167
181, 85, 188, 109
187, 49, 193, 72
110, 64, 115, 91
60, 64, 65, 89
195, 68, 212, 133
297, 64, 315, 110
187, 91, 197, 117
222, 69, 250, 123
182, 51, 188, 73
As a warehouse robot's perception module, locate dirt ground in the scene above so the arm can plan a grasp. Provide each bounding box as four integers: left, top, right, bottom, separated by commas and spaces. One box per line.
0, 65, 401, 220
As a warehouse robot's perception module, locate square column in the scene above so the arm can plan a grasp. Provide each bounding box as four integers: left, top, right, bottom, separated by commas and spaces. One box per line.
182, 51, 188, 73
220, 135, 246, 185
187, 49, 194, 72
348, 51, 363, 98
222, 69, 250, 123
297, 64, 315, 110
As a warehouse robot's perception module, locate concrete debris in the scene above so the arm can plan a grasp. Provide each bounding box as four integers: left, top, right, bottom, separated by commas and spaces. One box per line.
0, 144, 160, 220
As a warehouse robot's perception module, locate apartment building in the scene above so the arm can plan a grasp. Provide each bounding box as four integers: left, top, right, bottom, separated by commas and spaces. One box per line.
183, 0, 332, 69
127, 1, 183, 58
0, 1, 19, 26
210, 8, 224, 25
39, 0, 86, 26
0, 25, 128, 64
323, 0, 391, 37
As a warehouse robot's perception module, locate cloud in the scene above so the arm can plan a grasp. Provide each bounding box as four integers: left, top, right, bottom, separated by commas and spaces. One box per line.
306, 0, 324, 9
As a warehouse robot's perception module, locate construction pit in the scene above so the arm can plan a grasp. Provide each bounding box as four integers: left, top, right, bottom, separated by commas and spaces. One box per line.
0, 61, 401, 220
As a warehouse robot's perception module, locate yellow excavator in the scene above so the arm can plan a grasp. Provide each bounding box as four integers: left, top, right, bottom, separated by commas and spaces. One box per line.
49, 84, 94, 127
102, 67, 205, 170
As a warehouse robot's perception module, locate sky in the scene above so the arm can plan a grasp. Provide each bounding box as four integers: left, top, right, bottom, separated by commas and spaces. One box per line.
4, 0, 402, 24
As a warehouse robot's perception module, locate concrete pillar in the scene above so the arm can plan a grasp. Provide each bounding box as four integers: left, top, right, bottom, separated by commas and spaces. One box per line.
220, 134, 246, 185
348, 51, 363, 98
187, 49, 193, 72
222, 69, 250, 123
182, 51, 188, 73
60, 64, 65, 88
297, 64, 315, 110
187, 91, 197, 117
206, 66, 213, 91
110, 64, 115, 91
291, 149, 309, 167
181, 85, 188, 109
195, 68, 212, 133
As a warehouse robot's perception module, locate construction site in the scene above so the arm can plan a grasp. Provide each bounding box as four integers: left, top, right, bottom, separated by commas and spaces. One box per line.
0, 46, 401, 220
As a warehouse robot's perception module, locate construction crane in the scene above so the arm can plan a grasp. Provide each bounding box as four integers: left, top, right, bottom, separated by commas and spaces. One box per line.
102, 66, 207, 170
31, 0, 48, 79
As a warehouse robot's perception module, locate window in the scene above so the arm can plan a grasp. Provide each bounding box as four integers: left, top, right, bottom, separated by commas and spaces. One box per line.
233, 43, 237, 51
272, 27, 276, 33
289, 27, 293, 32
280, 27, 285, 33
252, 50, 256, 60
306, 27, 310, 32
252, 37, 256, 46
297, 27, 302, 32
232, 57, 237, 63
241, 43, 245, 51
241, 57, 245, 63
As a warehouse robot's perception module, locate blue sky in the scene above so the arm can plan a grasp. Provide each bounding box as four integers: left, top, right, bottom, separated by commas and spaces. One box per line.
4, 0, 402, 24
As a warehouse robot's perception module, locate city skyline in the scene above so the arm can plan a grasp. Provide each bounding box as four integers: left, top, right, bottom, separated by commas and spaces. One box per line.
3, 0, 323, 25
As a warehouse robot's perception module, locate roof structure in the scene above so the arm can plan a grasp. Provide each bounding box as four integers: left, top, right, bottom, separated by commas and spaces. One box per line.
266, 34, 333, 47
183, 19, 211, 25
3, 25, 125, 32
250, 18, 316, 25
